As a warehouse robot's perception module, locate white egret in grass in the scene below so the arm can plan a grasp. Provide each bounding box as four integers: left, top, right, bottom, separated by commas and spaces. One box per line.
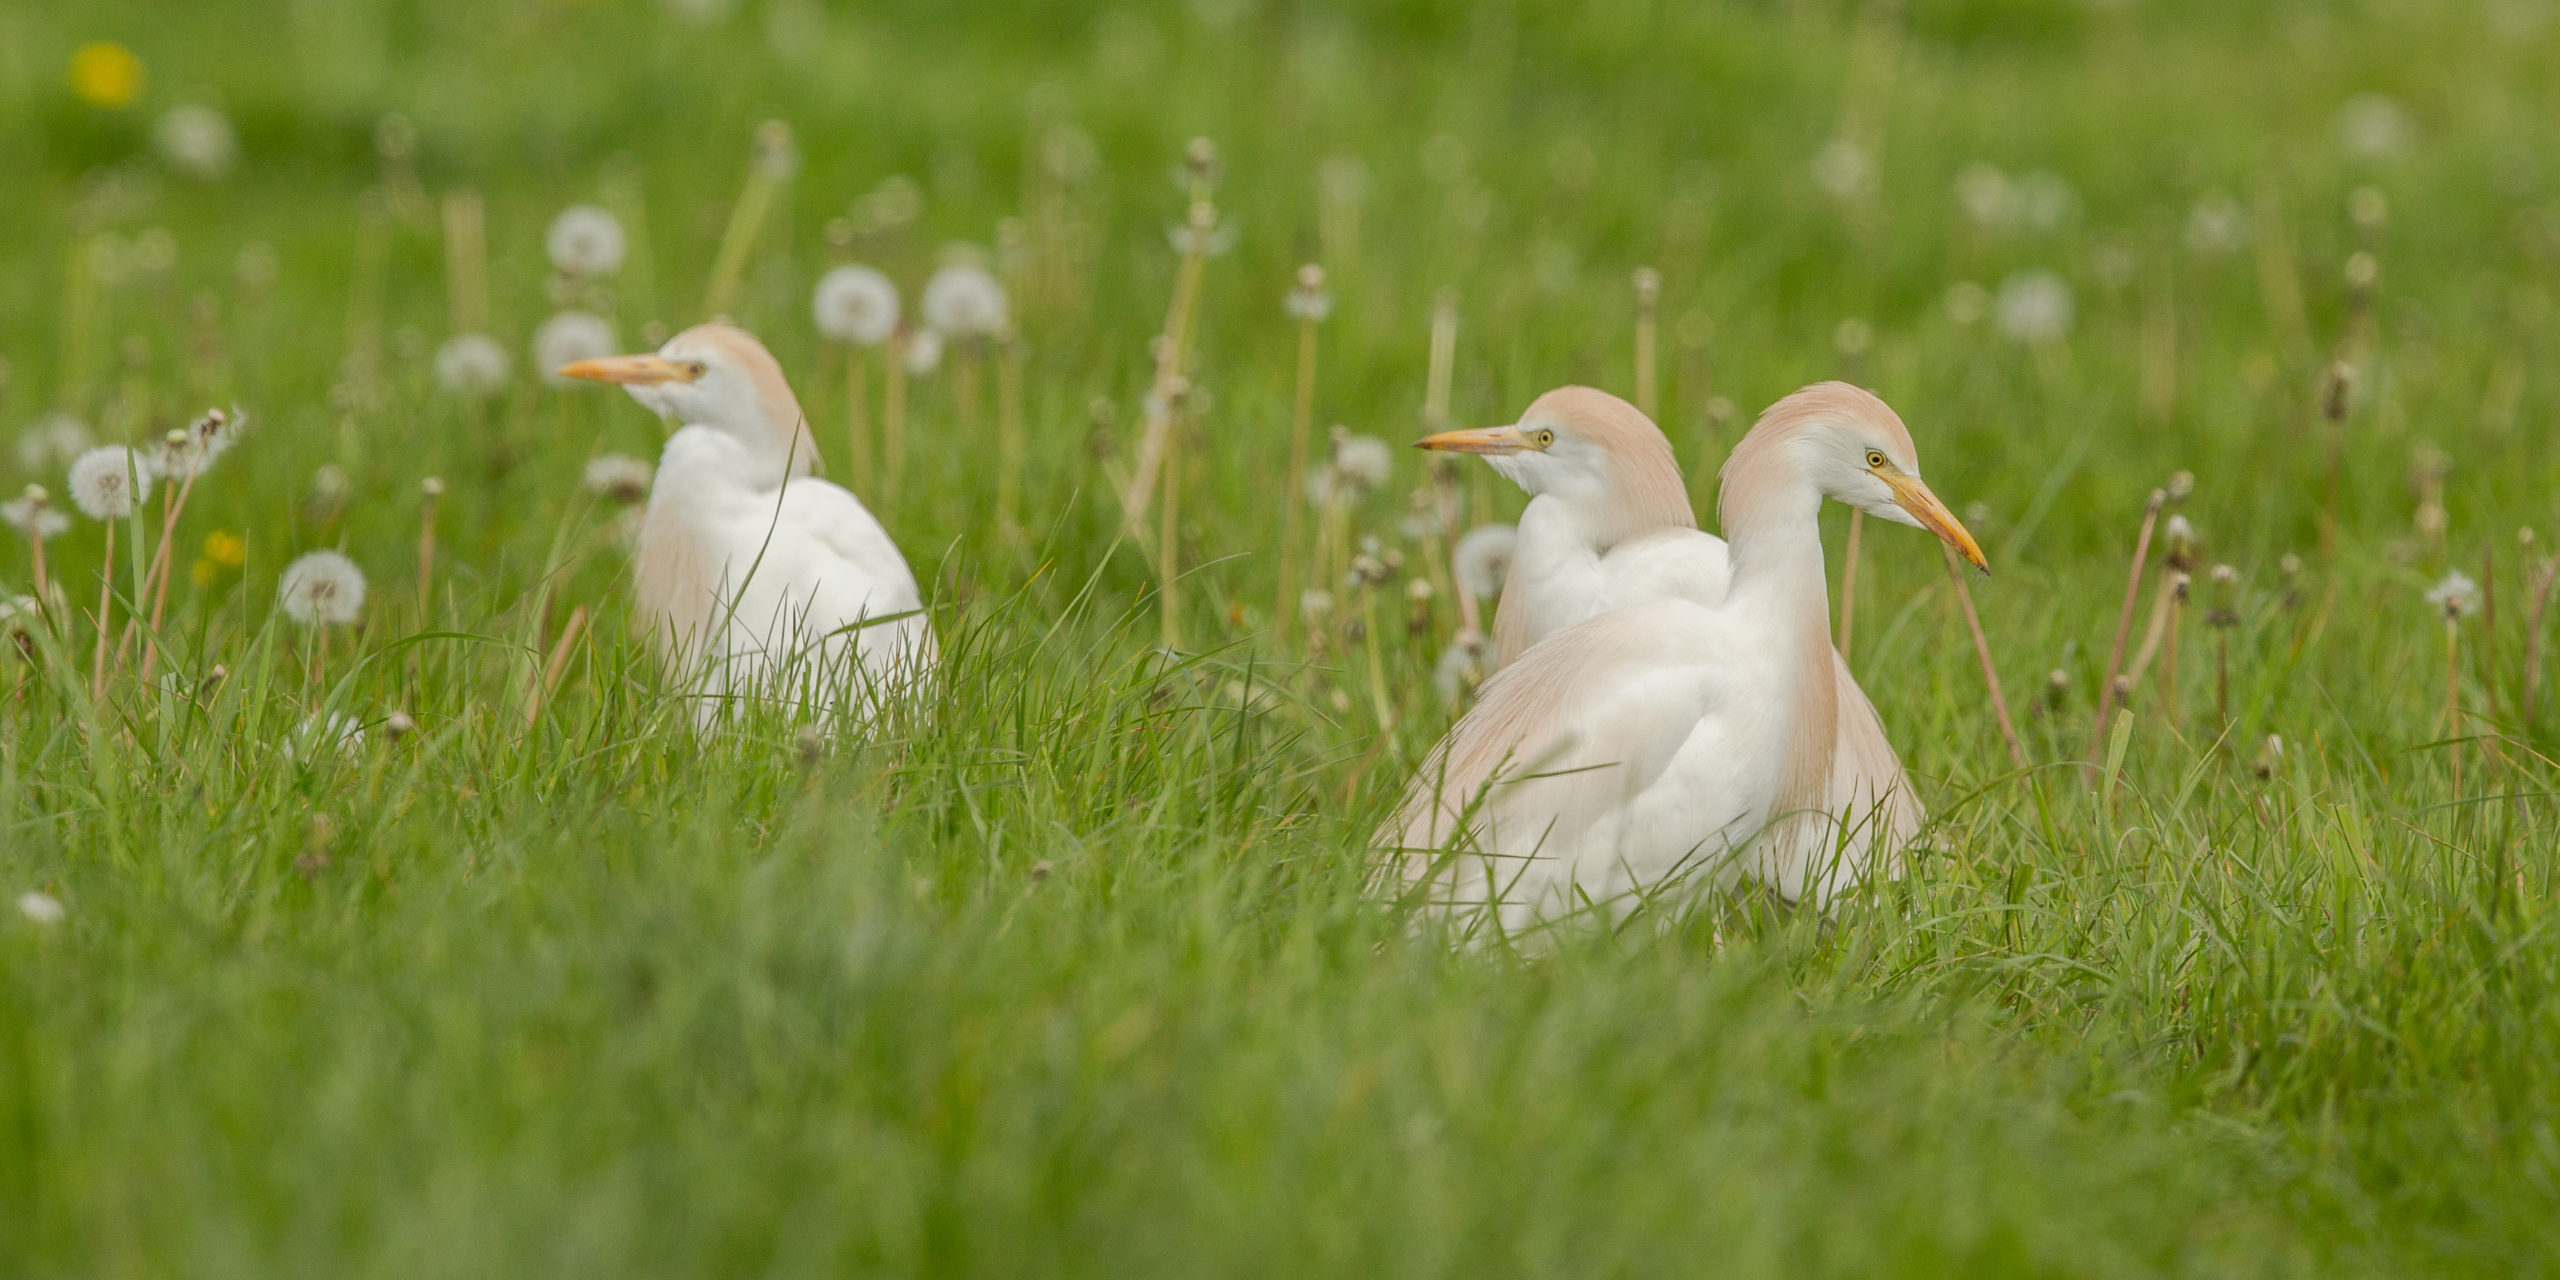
560, 323, 932, 723
1385, 383, 1986, 927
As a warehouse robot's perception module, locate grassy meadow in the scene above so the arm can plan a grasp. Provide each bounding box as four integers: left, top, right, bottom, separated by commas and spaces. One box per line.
7, 0, 2560, 1272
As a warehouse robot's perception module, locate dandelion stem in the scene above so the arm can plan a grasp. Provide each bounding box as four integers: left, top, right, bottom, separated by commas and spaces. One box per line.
2091, 489, 2167, 771
1275, 313, 1319, 634
2161, 573, 2187, 725
2525, 557, 2558, 732
883, 333, 909, 508
1158, 386, 1184, 652
1633, 269, 1660, 420
524, 604, 591, 728
417, 480, 441, 618
1362, 585, 1395, 732
1121, 201, 1215, 530
997, 336, 1025, 546
137, 467, 203, 685
844, 348, 873, 494
89, 521, 114, 699
1945, 542, 2026, 771
2445, 613, 2463, 796
441, 189, 488, 335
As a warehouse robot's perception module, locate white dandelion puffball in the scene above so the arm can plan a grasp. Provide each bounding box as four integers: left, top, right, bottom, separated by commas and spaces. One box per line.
435, 333, 512, 400
1812, 138, 1873, 197
2184, 192, 2247, 255
533, 311, 617, 385
16, 414, 92, 473
154, 407, 247, 483
546, 205, 627, 277
1, 489, 67, 542
812, 265, 900, 345
156, 104, 239, 180
1433, 632, 1490, 705
1453, 524, 1518, 600
903, 327, 945, 376
2426, 571, 2479, 618
1954, 162, 2012, 227
278, 550, 368, 627
583, 453, 656, 504
16, 891, 64, 925
67, 446, 151, 520
2336, 93, 2413, 158
1331, 433, 1393, 492
1995, 270, 2075, 345
1285, 264, 1333, 323
920, 262, 1008, 337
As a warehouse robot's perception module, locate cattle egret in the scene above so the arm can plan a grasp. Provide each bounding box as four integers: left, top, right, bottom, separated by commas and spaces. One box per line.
561, 323, 933, 723
1385, 383, 1984, 929
1415, 386, 1924, 871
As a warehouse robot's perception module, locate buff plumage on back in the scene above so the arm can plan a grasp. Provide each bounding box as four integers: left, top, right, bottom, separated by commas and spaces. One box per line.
680, 323, 824, 477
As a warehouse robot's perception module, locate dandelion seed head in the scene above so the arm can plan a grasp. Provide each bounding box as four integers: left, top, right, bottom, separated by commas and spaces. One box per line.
1285, 263, 1333, 323
812, 265, 899, 345
1331, 433, 1393, 492
1453, 523, 1518, 599
583, 453, 655, 504
1433, 629, 1491, 704
752, 120, 799, 178
533, 311, 618, 385
2348, 185, 2389, 229
17, 414, 93, 474
1954, 162, 2012, 226
277, 550, 368, 628
435, 333, 512, 400
2425, 570, 2479, 619
902, 327, 944, 376
67, 445, 150, 520
16, 891, 63, 925
1995, 270, 2075, 345
545, 205, 627, 277
2185, 192, 2248, 255
2336, 93, 2413, 158
1, 486, 67, 542
2210, 563, 2241, 589
1812, 138, 1873, 197
0, 594, 41, 639
919, 262, 1008, 337
153, 407, 245, 482
156, 104, 239, 180
1299, 589, 1333, 621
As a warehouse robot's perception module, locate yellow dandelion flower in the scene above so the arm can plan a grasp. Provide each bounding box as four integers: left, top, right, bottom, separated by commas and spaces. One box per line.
69, 42, 144, 109
204, 530, 245, 566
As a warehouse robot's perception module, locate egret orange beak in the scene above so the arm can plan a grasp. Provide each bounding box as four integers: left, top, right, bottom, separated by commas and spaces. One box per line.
557, 354, 696, 386
1414, 424, 1534, 455
1883, 472, 1990, 574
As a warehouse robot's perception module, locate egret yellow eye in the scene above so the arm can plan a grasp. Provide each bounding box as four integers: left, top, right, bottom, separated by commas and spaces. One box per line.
1864, 449, 1886, 468
1532, 429, 1557, 448
687, 362, 709, 379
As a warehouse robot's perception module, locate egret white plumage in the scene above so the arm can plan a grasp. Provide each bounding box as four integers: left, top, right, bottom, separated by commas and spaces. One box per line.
561, 323, 933, 723
1415, 386, 1925, 872
1385, 383, 1985, 929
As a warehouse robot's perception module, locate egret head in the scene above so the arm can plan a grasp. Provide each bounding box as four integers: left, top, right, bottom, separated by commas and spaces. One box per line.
558, 323, 820, 475
1412, 387, 1692, 539
1727, 381, 1987, 572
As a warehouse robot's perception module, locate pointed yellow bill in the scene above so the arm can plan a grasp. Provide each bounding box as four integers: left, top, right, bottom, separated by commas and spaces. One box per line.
557, 354, 697, 386
1414, 424, 1534, 455
1882, 471, 1989, 573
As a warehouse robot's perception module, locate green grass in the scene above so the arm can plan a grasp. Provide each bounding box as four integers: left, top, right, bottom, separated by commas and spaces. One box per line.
6, 0, 2560, 1273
